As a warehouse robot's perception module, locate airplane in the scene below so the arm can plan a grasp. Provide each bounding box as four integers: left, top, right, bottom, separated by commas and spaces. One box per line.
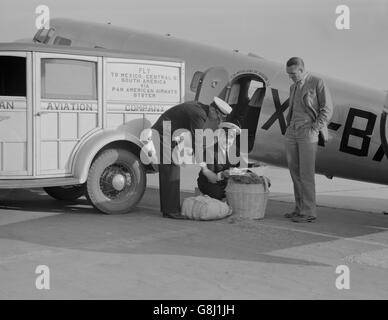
32, 18, 388, 185
1, 17, 388, 215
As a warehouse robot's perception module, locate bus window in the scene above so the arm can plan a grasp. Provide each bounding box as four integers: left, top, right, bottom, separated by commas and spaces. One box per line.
41, 59, 97, 100
0, 56, 26, 97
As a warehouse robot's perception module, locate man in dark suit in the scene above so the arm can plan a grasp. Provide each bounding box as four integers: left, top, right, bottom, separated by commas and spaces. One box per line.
152, 97, 232, 219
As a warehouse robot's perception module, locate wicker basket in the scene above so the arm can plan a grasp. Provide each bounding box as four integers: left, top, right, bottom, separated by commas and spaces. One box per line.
225, 177, 269, 219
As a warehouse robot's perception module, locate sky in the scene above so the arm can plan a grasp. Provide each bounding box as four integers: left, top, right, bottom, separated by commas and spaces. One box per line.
1, 0, 388, 90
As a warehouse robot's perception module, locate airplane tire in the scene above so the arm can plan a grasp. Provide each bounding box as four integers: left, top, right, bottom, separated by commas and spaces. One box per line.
86, 149, 146, 214
44, 184, 86, 201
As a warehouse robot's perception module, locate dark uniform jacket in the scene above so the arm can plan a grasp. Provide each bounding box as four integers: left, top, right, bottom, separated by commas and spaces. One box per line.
152, 101, 209, 143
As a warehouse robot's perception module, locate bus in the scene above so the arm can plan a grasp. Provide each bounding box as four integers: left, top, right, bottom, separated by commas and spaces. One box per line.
0, 42, 185, 214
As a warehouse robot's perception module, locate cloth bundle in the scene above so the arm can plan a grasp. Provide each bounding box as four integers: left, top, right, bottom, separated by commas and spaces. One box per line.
181, 195, 232, 220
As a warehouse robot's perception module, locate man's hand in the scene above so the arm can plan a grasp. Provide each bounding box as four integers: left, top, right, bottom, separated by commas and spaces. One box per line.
221, 169, 230, 179
216, 170, 230, 181
195, 162, 207, 169
310, 126, 319, 134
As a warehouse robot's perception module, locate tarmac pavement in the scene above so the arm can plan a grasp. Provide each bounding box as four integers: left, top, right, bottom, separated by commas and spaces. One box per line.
0, 167, 388, 299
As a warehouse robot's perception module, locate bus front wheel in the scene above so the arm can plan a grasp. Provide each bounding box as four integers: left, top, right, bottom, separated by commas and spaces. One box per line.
86, 149, 146, 214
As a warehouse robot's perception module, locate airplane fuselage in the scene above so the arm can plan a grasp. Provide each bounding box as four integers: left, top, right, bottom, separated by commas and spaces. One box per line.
38, 19, 388, 185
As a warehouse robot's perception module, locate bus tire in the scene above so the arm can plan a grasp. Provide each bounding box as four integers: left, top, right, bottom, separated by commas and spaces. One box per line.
86, 148, 146, 214
44, 184, 86, 201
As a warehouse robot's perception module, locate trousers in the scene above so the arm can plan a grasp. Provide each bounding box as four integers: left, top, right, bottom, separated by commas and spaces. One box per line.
158, 163, 181, 214
285, 123, 318, 217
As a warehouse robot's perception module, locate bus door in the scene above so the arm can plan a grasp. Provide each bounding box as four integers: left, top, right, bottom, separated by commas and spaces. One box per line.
34, 52, 102, 176
0, 52, 33, 177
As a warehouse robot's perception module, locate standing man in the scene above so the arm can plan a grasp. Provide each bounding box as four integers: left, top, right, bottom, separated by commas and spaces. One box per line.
284, 57, 333, 223
152, 97, 232, 219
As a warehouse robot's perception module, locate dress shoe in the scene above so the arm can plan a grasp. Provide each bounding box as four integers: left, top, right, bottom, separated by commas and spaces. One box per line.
291, 215, 317, 223
284, 211, 301, 219
163, 212, 187, 220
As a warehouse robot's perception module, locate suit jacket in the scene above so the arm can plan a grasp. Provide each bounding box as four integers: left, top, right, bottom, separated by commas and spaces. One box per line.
286, 73, 334, 142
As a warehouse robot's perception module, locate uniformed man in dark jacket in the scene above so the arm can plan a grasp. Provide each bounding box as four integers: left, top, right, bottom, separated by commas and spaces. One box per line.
152, 97, 232, 219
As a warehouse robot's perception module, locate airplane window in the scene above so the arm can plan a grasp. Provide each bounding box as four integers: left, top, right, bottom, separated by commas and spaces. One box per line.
228, 83, 240, 105
33, 28, 44, 43
41, 59, 97, 100
53, 36, 72, 46
248, 80, 264, 100
33, 28, 55, 44
0, 56, 26, 97
248, 87, 265, 108
190, 71, 203, 92
44, 29, 55, 44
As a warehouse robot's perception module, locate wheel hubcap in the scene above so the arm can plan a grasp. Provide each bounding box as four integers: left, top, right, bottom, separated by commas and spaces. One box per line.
100, 164, 134, 199
112, 174, 126, 191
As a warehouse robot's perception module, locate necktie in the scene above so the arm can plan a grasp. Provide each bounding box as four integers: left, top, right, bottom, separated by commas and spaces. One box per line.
289, 81, 300, 122
291, 81, 300, 108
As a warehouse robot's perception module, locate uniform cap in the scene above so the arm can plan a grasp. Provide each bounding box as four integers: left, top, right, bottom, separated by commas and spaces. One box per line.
213, 97, 232, 115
